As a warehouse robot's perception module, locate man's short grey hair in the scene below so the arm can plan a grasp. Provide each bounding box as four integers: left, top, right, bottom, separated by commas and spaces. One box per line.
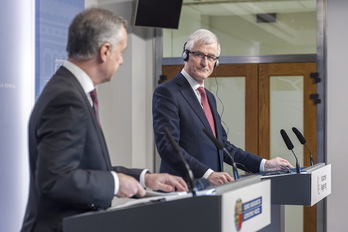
66, 8, 127, 60
184, 29, 221, 56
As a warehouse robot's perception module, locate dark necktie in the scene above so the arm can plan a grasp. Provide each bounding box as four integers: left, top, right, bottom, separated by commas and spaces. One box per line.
90, 89, 100, 126
197, 86, 216, 137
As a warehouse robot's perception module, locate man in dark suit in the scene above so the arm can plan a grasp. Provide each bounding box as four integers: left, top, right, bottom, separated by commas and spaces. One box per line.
153, 29, 294, 186
21, 8, 187, 232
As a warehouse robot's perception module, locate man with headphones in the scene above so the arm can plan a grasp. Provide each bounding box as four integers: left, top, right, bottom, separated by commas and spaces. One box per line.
152, 29, 293, 186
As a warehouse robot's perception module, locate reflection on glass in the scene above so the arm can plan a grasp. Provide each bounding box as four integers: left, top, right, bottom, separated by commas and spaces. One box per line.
270, 75, 304, 232
270, 75, 303, 163
205, 76, 245, 176
164, 0, 317, 57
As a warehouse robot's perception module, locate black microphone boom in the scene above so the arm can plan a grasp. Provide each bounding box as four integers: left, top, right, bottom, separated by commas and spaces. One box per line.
280, 129, 300, 173
292, 127, 314, 166
163, 127, 197, 196
292, 127, 306, 144
202, 128, 239, 180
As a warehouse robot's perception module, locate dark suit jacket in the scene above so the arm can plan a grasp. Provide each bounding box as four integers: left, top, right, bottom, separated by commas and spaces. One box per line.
153, 73, 262, 179
21, 66, 144, 232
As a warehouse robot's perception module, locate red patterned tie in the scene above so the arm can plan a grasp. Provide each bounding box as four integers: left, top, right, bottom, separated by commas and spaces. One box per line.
197, 86, 216, 137
90, 89, 100, 126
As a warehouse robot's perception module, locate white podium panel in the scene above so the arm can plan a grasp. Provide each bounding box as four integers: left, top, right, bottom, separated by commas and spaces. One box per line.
310, 164, 331, 205
220, 180, 271, 232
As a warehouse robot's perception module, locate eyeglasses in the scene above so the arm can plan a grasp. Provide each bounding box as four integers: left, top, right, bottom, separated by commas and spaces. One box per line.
187, 50, 219, 63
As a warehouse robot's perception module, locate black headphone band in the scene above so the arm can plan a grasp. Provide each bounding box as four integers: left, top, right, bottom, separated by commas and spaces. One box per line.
183, 42, 187, 51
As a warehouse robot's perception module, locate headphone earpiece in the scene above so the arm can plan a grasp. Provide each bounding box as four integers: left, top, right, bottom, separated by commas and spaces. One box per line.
182, 49, 189, 62
182, 42, 189, 62
214, 59, 219, 68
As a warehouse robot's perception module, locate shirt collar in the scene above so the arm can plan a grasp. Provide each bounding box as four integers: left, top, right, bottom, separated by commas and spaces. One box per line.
63, 60, 95, 94
181, 69, 204, 91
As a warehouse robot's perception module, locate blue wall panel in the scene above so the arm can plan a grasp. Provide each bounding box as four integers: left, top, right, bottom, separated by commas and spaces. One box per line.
36, 0, 84, 98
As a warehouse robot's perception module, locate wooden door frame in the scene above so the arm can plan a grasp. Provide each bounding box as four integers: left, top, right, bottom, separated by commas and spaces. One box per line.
214, 64, 259, 155
258, 63, 317, 161
258, 62, 317, 232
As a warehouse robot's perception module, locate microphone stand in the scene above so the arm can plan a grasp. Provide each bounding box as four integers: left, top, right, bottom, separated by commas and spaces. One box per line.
203, 128, 239, 180
164, 127, 197, 196
304, 144, 315, 166
292, 127, 314, 166
280, 129, 300, 174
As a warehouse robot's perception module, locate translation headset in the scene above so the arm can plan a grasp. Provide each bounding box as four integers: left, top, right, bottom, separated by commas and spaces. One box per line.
182, 42, 219, 68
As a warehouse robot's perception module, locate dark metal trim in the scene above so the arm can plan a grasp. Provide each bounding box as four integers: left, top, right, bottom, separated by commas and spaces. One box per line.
162, 54, 317, 65
315, 0, 327, 231
311, 72, 322, 83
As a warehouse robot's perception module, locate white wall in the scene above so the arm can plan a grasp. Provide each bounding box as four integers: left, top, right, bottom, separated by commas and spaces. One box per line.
0, 1, 35, 231
326, 0, 348, 231
97, 0, 155, 171
85, 0, 98, 7
163, 6, 317, 57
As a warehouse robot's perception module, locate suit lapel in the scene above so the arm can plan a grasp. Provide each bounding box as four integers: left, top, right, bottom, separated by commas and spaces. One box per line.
175, 74, 224, 171
58, 66, 112, 170
175, 74, 214, 135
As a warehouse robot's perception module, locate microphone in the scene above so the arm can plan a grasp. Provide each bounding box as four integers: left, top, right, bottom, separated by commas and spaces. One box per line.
163, 127, 198, 196
202, 128, 239, 180
292, 127, 314, 166
280, 129, 300, 173
195, 178, 211, 191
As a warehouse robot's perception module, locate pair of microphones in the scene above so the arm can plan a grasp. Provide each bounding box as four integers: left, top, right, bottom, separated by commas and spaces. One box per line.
164, 126, 314, 195
203, 127, 315, 177
280, 127, 315, 174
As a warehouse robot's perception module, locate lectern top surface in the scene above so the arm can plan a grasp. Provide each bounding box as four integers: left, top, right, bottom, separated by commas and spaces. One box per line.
209, 175, 261, 195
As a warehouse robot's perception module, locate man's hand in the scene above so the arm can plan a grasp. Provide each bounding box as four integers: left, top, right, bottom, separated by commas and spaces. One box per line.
145, 173, 188, 192
116, 173, 146, 198
207, 172, 234, 186
265, 157, 294, 171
